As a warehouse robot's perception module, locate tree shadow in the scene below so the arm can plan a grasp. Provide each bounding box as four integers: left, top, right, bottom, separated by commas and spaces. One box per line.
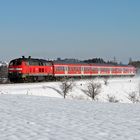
42, 86, 63, 96
80, 89, 90, 98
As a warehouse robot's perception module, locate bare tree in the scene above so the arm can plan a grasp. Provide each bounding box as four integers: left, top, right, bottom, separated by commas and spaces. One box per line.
128, 92, 139, 103
0, 65, 8, 83
60, 79, 74, 99
87, 81, 101, 100
129, 57, 132, 64
104, 78, 109, 86
107, 95, 119, 103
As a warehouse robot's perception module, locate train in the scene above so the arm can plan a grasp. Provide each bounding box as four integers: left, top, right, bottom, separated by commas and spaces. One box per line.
8, 56, 136, 83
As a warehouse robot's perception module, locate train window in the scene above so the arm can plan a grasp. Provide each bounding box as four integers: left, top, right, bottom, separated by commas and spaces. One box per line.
112, 68, 116, 72
45, 63, 52, 66
55, 66, 65, 71
9, 60, 22, 66
39, 68, 42, 73
76, 67, 80, 71
39, 62, 43, 66
112, 68, 122, 73
118, 68, 122, 72
42, 62, 47, 66
100, 68, 104, 71
84, 67, 90, 71
25, 62, 29, 65
102, 68, 109, 72
71, 67, 73, 71
75, 67, 78, 71
123, 68, 128, 72
29, 60, 39, 66
9, 61, 13, 66
92, 68, 98, 72
16, 61, 22, 65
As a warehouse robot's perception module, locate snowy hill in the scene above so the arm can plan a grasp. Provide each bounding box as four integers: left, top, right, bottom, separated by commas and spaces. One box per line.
0, 94, 140, 139
0, 77, 140, 139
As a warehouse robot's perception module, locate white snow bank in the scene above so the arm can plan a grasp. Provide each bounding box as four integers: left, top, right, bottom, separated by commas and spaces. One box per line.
0, 77, 140, 103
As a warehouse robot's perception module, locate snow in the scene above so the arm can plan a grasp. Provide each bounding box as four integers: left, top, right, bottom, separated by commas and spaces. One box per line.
0, 94, 140, 139
0, 77, 140, 103
0, 77, 140, 139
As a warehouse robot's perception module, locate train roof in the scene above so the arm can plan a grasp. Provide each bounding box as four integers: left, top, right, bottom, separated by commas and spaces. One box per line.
10, 57, 135, 68
53, 60, 134, 67
10, 57, 51, 63
54, 62, 134, 67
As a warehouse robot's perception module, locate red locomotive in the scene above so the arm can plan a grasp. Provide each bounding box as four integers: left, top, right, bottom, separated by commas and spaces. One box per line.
8, 56, 136, 82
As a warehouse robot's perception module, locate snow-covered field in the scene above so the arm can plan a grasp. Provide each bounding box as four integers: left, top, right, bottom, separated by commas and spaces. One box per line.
0, 77, 140, 103
0, 77, 140, 139
0, 94, 140, 140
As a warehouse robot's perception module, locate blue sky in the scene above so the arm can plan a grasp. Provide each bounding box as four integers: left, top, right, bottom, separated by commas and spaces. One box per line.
0, 0, 140, 63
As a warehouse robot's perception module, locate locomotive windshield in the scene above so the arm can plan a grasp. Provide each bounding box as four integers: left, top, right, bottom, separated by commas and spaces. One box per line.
9, 59, 22, 66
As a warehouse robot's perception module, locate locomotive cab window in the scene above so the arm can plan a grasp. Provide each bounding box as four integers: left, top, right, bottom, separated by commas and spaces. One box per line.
29, 60, 39, 66
9, 60, 22, 66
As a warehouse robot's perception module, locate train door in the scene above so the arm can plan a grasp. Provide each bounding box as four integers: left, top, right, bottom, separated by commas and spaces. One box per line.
98, 67, 101, 75
64, 66, 68, 75
81, 67, 84, 75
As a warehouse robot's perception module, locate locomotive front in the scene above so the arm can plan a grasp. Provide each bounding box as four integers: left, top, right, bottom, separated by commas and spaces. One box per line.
8, 58, 26, 82
8, 57, 54, 82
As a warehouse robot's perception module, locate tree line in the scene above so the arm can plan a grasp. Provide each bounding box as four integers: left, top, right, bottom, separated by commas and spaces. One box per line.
129, 61, 140, 68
